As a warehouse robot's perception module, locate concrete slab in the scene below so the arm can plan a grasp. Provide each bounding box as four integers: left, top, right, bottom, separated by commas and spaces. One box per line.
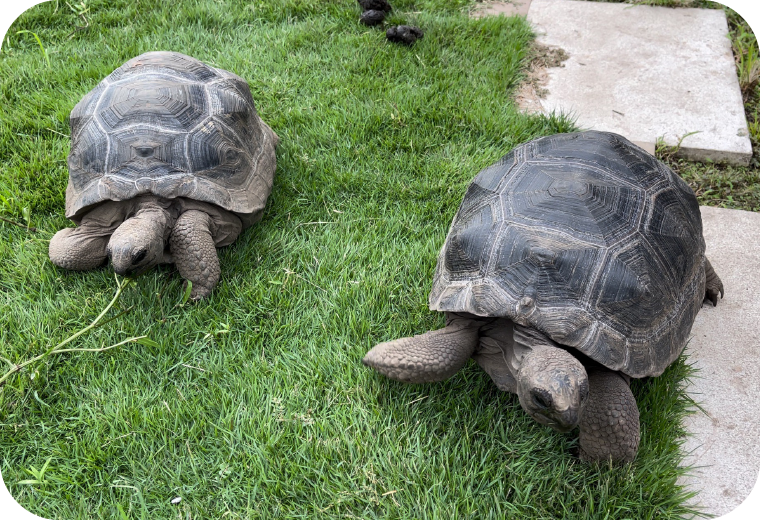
471, 0, 532, 18
679, 206, 760, 517
525, 0, 752, 165
632, 140, 655, 156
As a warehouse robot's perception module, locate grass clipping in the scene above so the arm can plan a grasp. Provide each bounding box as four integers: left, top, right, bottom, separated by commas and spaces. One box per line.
0, 274, 155, 389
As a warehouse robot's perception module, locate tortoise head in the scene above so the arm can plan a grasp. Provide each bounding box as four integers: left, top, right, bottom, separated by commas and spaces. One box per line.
107, 207, 169, 276
516, 346, 589, 433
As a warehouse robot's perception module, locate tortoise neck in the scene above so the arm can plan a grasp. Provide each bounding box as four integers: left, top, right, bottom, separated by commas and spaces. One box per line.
133, 194, 171, 211
511, 323, 571, 376
131, 196, 179, 229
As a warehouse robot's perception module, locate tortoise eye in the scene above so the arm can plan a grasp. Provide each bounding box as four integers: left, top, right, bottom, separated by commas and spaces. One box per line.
531, 389, 552, 409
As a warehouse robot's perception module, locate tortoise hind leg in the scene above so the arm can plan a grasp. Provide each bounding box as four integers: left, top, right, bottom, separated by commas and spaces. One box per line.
578, 367, 640, 463
704, 257, 724, 306
363, 313, 481, 383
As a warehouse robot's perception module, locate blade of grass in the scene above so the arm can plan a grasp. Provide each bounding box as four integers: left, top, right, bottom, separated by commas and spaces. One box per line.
15, 30, 50, 69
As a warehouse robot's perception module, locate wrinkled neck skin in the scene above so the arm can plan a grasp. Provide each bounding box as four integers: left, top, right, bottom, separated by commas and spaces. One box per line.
107, 196, 178, 276
512, 326, 589, 433
444, 313, 590, 432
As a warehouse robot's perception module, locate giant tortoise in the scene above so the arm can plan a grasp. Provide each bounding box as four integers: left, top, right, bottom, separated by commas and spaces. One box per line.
49, 51, 278, 299
363, 131, 723, 462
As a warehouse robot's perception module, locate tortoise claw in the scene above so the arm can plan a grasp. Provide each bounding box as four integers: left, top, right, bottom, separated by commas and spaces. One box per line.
703, 258, 724, 307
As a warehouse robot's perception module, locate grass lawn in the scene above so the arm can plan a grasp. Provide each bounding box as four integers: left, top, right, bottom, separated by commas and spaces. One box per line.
0, 0, 749, 518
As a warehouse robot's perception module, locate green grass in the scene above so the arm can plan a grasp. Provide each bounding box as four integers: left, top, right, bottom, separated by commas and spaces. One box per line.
0, 1, 713, 518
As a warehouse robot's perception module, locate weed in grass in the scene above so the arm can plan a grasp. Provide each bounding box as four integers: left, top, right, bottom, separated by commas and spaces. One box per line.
0, 215, 37, 231
66, 2, 90, 22
733, 25, 760, 100
0, 275, 154, 389
655, 131, 701, 163
17, 457, 53, 487
14, 30, 50, 69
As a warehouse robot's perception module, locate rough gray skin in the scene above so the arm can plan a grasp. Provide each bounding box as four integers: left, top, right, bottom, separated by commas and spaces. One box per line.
49, 51, 278, 299
50, 196, 245, 299
363, 131, 724, 462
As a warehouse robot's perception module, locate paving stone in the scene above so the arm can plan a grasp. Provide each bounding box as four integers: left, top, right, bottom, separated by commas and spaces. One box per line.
678, 206, 760, 517
525, 0, 752, 165
632, 140, 655, 156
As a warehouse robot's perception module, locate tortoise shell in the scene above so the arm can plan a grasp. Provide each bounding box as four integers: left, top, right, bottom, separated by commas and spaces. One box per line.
429, 131, 706, 378
65, 51, 277, 227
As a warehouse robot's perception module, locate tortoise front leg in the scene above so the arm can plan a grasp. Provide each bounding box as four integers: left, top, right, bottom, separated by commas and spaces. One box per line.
578, 367, 640, 463
362, 313, 482, 383
704, 257, 724, 306
49, 225, 110, 271
169, 210, 220, 300
49, 207, 124, 271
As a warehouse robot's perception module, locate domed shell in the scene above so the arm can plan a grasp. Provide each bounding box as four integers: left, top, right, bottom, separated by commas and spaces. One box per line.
429, 131, 706, 378
65, 51, 277, 227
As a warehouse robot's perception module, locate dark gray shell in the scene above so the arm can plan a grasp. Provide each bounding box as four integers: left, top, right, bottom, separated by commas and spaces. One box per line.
65, 51, 277, 227
429, 131, 706, 378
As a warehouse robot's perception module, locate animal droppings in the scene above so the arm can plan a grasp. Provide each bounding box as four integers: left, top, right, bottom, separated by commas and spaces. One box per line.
386, 25, 424, 45
358, 0, 392, 12
360, 10, 386, 26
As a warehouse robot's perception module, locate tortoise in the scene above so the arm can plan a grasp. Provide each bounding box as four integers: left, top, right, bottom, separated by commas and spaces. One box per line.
363, 131, 724, 462
49, 51, 278, 299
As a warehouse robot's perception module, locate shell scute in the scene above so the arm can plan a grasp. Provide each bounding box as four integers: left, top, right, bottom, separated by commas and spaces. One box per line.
65, 51, 277, 227
108, 52, 221, 83
96, 81, 209, 133
430, 131, 706, 377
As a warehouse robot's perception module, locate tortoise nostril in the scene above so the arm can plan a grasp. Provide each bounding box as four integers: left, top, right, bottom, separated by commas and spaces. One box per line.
132, 249, 147, 264
531, 389, 552, 410
112, 264, 130, 276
